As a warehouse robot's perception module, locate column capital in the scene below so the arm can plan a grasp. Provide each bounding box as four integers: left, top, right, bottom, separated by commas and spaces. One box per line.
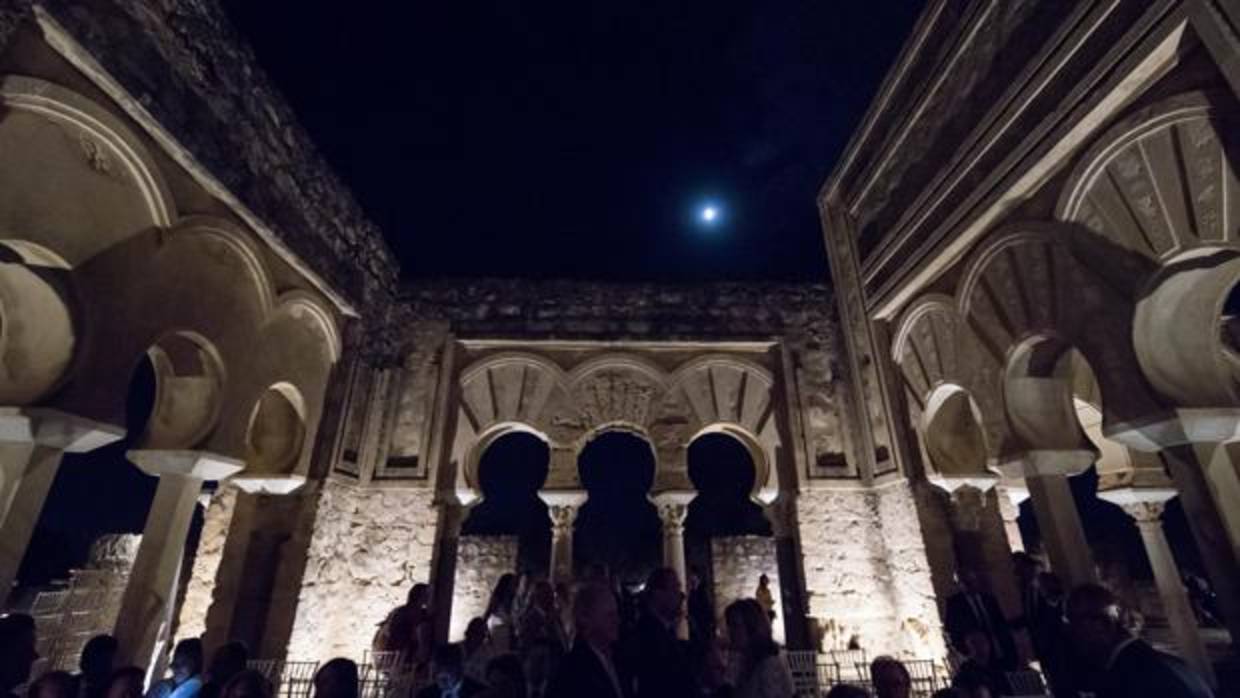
0, 407, 123, 452
1098, 486, 1175, 524
651, 490, 695, 531
539, 489, 587, 534
996, 449, 1095, 479
127, 449, 244, 481
998, 480, 1030, 508
928, 471, 999, 495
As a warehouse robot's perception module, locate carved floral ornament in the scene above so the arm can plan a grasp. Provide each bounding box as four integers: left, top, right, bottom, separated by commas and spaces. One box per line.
452, 351, 784, 497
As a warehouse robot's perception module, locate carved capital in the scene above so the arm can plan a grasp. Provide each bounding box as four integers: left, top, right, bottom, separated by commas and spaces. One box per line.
1122, 500, 1167, 524
651, 490, 695, 535
539, 489, 587, 537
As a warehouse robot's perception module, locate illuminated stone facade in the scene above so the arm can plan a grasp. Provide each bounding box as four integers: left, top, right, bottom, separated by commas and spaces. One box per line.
1, 0, 1238, 679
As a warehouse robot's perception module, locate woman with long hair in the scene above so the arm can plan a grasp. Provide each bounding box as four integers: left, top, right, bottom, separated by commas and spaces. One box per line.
485, 573, 519, 652
724, 599, 793, 698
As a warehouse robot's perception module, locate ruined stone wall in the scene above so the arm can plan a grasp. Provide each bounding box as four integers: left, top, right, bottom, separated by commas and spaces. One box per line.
286, 480, 438, 661
176, 486, 239, 642
711, 536, 784, 643
448, 535, 518, 642
797, 485, 944, 658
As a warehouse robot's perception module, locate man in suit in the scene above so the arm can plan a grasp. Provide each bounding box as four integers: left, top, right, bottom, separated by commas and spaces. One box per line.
628, 567, 696, 698
944, 568, 1018, 671
415, 644, 485, 698
1067, 583, 1213, 698
549, 583, 631, 698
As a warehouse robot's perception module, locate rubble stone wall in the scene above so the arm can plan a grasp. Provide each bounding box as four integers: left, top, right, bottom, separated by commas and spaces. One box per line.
286, 479, 438, 661
448, 535, 518, 642
711, 536, 784, 643
176, 486, 239, 642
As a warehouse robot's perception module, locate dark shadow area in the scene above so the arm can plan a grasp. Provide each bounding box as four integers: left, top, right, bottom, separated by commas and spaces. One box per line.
574, 431, 661, 583
461, 432, 551, 575
685, 433, 770, 537
17, 355, 161, 588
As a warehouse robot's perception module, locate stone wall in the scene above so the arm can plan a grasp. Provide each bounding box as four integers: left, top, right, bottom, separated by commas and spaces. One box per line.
448, 535, 518, 642
286, 479, 438, 661
176, 486, 238, 642
711, 536, 783, 643
797, 485, 944, 658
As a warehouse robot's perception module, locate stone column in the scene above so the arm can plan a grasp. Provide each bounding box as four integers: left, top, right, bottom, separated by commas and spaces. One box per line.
1103, 490, 1215, 687
114, 450, 242, 667
539, 489, 586, 584
652, 490, 694, 639
935, 477, 1020, 617
0, 408, 123, 605
998, 451, 1096, 588
997, 481, 1029, 553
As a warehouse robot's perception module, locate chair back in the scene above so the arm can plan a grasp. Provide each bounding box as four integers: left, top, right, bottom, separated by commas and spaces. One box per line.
829, 649, 867, 679
903, 659, 944, 696
784, 650, 819, 696
279, 661, 320, 698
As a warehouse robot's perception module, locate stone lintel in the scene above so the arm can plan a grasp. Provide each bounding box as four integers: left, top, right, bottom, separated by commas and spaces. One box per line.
1106, 408, 1240, 452
127, 449, 244, 480
231, 474, 307, 495
0, 407, 124, 452
995, 450, 1094, 479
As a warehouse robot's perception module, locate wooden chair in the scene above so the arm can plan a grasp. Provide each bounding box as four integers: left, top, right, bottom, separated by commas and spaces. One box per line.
815, 660, 841, 693
279, 661, 319, 698
903, 659, 944, 696
829, 649, 867, 679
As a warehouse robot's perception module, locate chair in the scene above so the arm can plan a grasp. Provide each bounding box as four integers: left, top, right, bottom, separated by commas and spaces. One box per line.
902, 659, 944, 697
785, 650, 820, 697
1006, 669, 1048, 696
279, 661, 320, 698
829, 649, 867, 680
815, 660, 841, 693
363, 650, 405, 674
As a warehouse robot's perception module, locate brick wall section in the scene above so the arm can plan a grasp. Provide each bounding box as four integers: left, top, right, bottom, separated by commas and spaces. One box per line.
286, 479, 438, 661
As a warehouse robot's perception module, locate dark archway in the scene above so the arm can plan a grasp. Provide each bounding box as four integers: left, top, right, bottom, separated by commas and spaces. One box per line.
574, 431, 661, 583
460, 431, 551, 574
685, 432, 770, 537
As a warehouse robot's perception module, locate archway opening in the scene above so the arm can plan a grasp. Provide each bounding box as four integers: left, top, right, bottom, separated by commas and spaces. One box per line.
686, 432, 770, 537
461, 431, 551, 574
0, 241, 75, 405
244, 384, 307, 477
574, 430, 661, 584
920, 384, 988, 479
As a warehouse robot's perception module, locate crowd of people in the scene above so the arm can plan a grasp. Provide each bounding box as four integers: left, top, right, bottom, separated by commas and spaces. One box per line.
0, 554, 1220, 698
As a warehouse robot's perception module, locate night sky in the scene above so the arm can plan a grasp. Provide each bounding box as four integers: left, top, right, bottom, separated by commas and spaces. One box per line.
16, 2, 1201, 595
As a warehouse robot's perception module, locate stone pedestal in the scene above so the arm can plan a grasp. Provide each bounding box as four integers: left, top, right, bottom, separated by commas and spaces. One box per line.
1102, 490, 1216, 687
998, 451, 1096, 587
539, 489, 586, 584
652, 490, 695, 639
114, 450, 242, 667
0, 408, 123, 605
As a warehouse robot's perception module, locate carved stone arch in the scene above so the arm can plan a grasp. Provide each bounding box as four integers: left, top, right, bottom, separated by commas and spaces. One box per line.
456, 421, 551, 501
957, 224, 1162, 445
458, 353, 568, 437
0, 240, 77, 404
169, 215, 277, 317
0, 75, 175, 264
1059, 91, 1240, 262
668, 355, 775, 437
690, 423, 778, 505
565, 354, 667, 433
270, 290, 342, 363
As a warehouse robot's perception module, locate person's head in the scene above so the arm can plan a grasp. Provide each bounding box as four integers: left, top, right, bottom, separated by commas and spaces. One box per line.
80, 635, 118, 681
955, 569, 981, 593
170, 638, 204, 683
1011, 552, 1040, 585
951, 663, 993, 698
431, 645, 464, 691
870, 656, 912, 698
574, 583, 620, 649
758, 574, 769, 588
488, 574, 518, 614
29, 671, 74, 698
407, 583, 430, 610
483, 654, 524, 696
0, 613, 38, 692
313, 658, 358, 698
643, 567, 683, 623
220, 670, 270, 698
825, 686, 870, 698
961, 627, 992, 664
521, 640, 556, 686
463, 617, 489, 652
208, 642, 248, 684
105, 667, 146, 698
1066, 583, 1127, 664
724, 599, 776, 660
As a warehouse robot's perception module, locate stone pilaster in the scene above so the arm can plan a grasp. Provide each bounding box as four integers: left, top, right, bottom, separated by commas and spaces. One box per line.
539, 490, 586, 584
653, 490, 694, 639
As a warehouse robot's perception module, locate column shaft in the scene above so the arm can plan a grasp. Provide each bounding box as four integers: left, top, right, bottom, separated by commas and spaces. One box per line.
0, 445, 64, 605
1135, 518, 1215, 686
1025, 474, 1095, 587
115, 473, 203, 666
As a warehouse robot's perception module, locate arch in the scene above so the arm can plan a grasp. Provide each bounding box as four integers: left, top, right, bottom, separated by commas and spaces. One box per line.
242, 381, 307, 477
1058, 91, 1240, 261
139, 331, 226, 450
574, 429, 662, 576
567, 353, 667, 386
1133, 246, 1240, 406
668, 355, 775, 436
919, 384, 991, 480
460, 421, 551, 496
689, 423, 776, 504
891, 295, 974, 405
169, 216, 277, 317
685, 431, 772, 536
458, 353, 567, 435
271, 290, 341, 363
0, 75, 174, 264
1002, 335, 1094, 454
0, 241, 76, 404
